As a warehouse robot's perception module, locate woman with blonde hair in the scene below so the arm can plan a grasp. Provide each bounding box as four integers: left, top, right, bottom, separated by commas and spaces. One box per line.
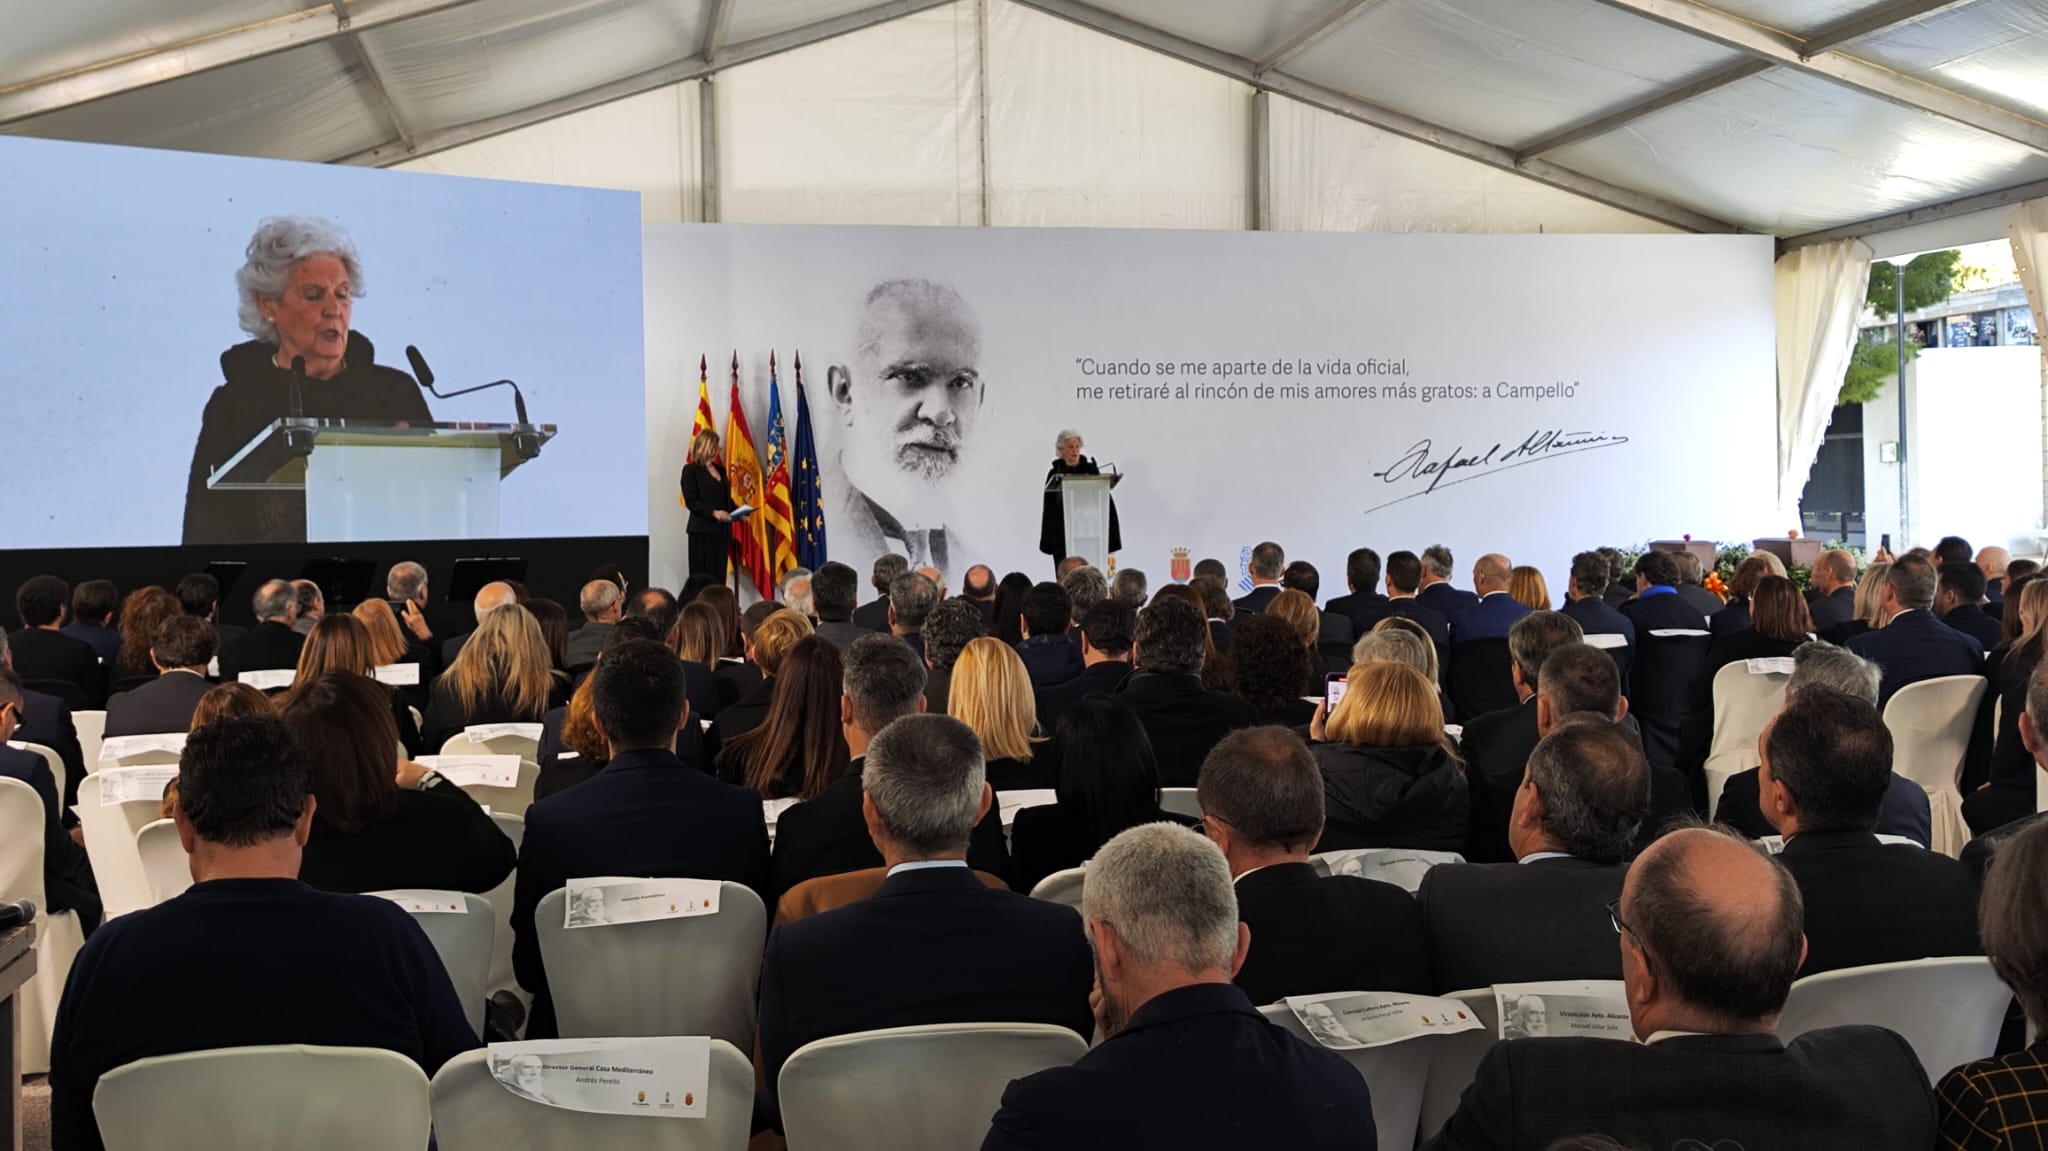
350, 597, 412, 668
418, 603, 565, 751
679, 429, 735, 584
716, 636, 850, 799
1828, 560, 1893, 644
950, 636, 1055, 790
1307, 660, 1466, 852
1508, 566, 1551, 611
290, 613, 424, 755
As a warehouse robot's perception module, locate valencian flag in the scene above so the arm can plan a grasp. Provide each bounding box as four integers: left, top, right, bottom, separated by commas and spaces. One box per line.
723, 353, 771, 594
762, 353, 798, 586
793, 353, 828, 569
681, 355, 715, 508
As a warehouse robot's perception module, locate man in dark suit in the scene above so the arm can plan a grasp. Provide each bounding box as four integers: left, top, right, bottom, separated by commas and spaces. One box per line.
215, 579, 307, 685
1804, 548, 1859, 634
1425, 824, 1937, 1150
1378, 550, 1451, 650
1937, 562, 2004, 651
1035, 600, 1133, 732
438, 581, 518, 668
1963, 659, 2048, 883
0, 667, 101, 931
1280, 561, 1353, 659
1671, 551, 1725, 618
770, 636, 1007, 896
1231, 541, 1286, 617
1460, 612, 1586, 861
174, 571, 245, 652
1559, 550, 1635, 682
885, 569, 938, 663
757, 714, 1092, 1130
61, 579, 124, 667
1756, 686, 1980, 976
104, 617, 217, 738
983, 822, 1374, 1151
920, 599, 986, 714
1199, 726, 1429, 1002
1422, 718, 1646, 992
1112, 597, 1258, 787
1618, 550, 1708, 635
563, 579, 621, 668
511, 640, 771, 1038
809, 561, 869, 650
1013, 582, 1081, 689
8, 574, 103, 706
851, 554, 907, 633
1448, 554, 1531, 644
1323, 548, 1389, 637
1846, 555, 1985, 707
1416, 543, 1480, 619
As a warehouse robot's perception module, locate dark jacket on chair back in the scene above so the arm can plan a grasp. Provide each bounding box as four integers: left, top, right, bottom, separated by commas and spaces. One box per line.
1312, 742, 1467, 853
1416, 856, 1627, 992
1233, 862, 1431, 1004
1113, 671, 1260, 788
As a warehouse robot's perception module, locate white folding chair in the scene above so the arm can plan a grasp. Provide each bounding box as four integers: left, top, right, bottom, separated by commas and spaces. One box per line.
1777, 956, 2013, 1084
135, 818, 194, 905
1159, 787, 1202, 819
1418, 989, 1501, 1140
374, 891, 494, 1037
1702, 661, 1789, 816
453, 760, 539, 816
1027, 866, 1087, 909
94, 1044, 431, 1150
778, 1022, 1088, 1151
1885, 676, 1990, 857
442, 730, 543, 763
486, 812, 527, 1000
1259, 1003, 1435, 1151
74, 773, 166, 918
73, 709, 107, 774
0, 776, 86, 1075
8, 740, 67, 817
536, 883, 766, 1050
1311, 848, 1466, 893
429, 1040, 753, 1151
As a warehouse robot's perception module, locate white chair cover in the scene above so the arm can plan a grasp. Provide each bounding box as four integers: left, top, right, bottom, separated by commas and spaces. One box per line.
485, 812, 526, 1001
73, 709, 107, 775
1259, 1003, 1436, 1151
94, 1044, 431, 1150
1418, 988, 1501, 1140
374, 890, 494, 1037
8, 741, 67, 818
452, 760, 539, 818
429, 1040, 753, 1151
74, 773, 164, 918
1884, 676, 1989, 857
135, 818, 194, 905
1310, 848, 1465, 893
1027, 866, 1087, 909
0, 775, 86, 1075
1159, 787, 1201, 819
1703, 661, 1789, 816
536, 883, 766, 1050
1777, 956, 2013, 1084
778, 1022, 1088, 1151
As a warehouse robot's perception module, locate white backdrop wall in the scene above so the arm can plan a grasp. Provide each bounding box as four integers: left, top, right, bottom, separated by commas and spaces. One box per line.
644, 224, 1775, 595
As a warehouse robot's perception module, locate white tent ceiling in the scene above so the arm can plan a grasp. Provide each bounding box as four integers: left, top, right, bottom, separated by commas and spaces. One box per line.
5, 0, 2047, 246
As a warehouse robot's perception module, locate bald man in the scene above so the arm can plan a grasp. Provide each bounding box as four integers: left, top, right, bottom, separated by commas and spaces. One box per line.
825, 278, 984, 575
1447, 552, 1531, 644
1804, 548, 1859, 633
1424, 824, 1936, 1150
442, 580, 517, 666
1979, 546, 2012, 605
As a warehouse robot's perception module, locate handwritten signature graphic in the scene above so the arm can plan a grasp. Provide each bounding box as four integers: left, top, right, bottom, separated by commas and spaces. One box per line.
1364, 429, 1631, 514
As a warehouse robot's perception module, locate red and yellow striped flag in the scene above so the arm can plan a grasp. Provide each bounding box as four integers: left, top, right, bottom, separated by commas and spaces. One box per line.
724, 353, 772, 595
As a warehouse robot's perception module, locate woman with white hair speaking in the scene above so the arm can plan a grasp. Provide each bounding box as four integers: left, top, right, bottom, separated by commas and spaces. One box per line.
1037, 428, 1121, 576
183, 215, 433, 544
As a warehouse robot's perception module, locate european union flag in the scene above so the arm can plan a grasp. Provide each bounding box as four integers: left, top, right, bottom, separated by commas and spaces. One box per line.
793, 354, 828, 570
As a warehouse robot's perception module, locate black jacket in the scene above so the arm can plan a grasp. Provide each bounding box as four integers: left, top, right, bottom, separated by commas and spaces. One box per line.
1233, 861, 1431, 1004
418, 677, 560, 754
103, 671, 214, 738
983, 983, 1375, 1151
1457, 700, 1538, 864
1942, 603, 2005, 651
0, 743, 100, 929
183, 332, 433, 544
6, 628, 104, 707
1112, 671, 1260, 787
851, 595, 891, 633
1014, 635, 1082, 690
1806, 584, 1858, 633
1417, 856, 1626, 992
1038, 456, 1121, 557
16, 688, 86, 815
705, 676, 776, 774
678, 461, 734, 533
1559, 596, 1635, 681
1007, 803, 1188, 896
1846, 609, 1985, 707
1778, 829, 1982, 976
1033, 660, 1131, 734
216, 620, 305, 684
769, 756, 1009, 899
1312, 741, 1468, 853
299, 781, 516, 896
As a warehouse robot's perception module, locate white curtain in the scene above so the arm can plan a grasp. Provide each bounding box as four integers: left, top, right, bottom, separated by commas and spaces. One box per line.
1775, 238, 1874, 526
2012, 198, 2048, 531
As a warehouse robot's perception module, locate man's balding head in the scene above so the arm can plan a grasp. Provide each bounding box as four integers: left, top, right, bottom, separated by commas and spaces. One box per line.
1979, 546, 2012, 581
962, 565, 996, 601
1812, 549, 1857, 593
474, 581, 517, 618
1472, 553, 1512, 595
579, 579, 623, 623
1620, 824, 1805, 1036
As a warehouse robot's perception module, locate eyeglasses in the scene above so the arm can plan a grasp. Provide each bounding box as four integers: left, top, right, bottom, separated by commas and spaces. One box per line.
1605, 898, 1634, 938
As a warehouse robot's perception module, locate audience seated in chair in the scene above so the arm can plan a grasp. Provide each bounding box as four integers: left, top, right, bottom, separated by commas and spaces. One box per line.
1416, 543, 1480, 620
704, 607, 813, 766
1460, 611, 1587, 861
1963, 656, 2048, 884
563, 578, 622, 668
60, 578, 124, 667
757, 713, 1092, 1133
103, 616, 217, 738
1938, 561, 2005, 652
920, 597, 987, 715
1034, 599, 1134, 731
1420, 717, 1649, 993
10, 574, 105, 707
1225, 613, 1317, 729
1846, 555, 1986, 707
48, 713, 476, 1151
982, 822, 1376, 1150
1558, 550, 1635, 682
0, 667, 100, 931
1937, 816, 2048, 1146
1200, 725, 1430, 1002
1309, 661, 1467, 853
1424, 823, 1936, 1150
1014, 581, 1082, 689
949, 637, 1056, 791
1804, 548, 1861, 635
217, 579, 306, 684
1448, 553, 1532, 644
1116, 596, 1259, 788
419, 603, 567, 752
1009, 696, 1186, 895
715, 635, 849, 800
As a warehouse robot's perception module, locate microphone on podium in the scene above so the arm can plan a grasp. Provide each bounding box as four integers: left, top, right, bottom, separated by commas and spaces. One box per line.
406, 345, 542, 460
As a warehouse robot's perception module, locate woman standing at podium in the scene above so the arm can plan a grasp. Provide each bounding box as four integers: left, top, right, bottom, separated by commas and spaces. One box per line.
183, 216, 434, 546
680, 430, 736, 583
1038, 429, 1120, 575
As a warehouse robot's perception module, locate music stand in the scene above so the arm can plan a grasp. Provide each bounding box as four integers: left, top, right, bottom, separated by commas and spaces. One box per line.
299, 558, 377, 610
448, 557, 529, 603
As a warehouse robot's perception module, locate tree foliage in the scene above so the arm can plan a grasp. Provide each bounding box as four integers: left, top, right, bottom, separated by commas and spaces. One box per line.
1865, 250, 1961, 318
1841, 338, 1918, 405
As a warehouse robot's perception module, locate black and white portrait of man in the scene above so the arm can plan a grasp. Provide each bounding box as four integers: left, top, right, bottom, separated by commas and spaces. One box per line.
823, 278, 985, 576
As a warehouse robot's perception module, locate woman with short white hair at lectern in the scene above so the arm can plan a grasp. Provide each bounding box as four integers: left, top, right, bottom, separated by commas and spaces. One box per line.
1038, 428, 1121, 577
183, 215, 434, 546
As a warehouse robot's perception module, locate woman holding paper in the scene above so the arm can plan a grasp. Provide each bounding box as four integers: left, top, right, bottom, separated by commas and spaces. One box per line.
282, 670, 514, 895
680, 430, 737, 583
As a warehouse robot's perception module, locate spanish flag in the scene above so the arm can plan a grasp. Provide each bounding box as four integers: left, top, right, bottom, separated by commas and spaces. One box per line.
762, 353, 798, 587
681, 355, 715, 508
723, 353, 772, 596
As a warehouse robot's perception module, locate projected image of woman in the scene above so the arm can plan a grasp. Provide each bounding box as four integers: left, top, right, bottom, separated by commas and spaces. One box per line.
182, 216, 433, 544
